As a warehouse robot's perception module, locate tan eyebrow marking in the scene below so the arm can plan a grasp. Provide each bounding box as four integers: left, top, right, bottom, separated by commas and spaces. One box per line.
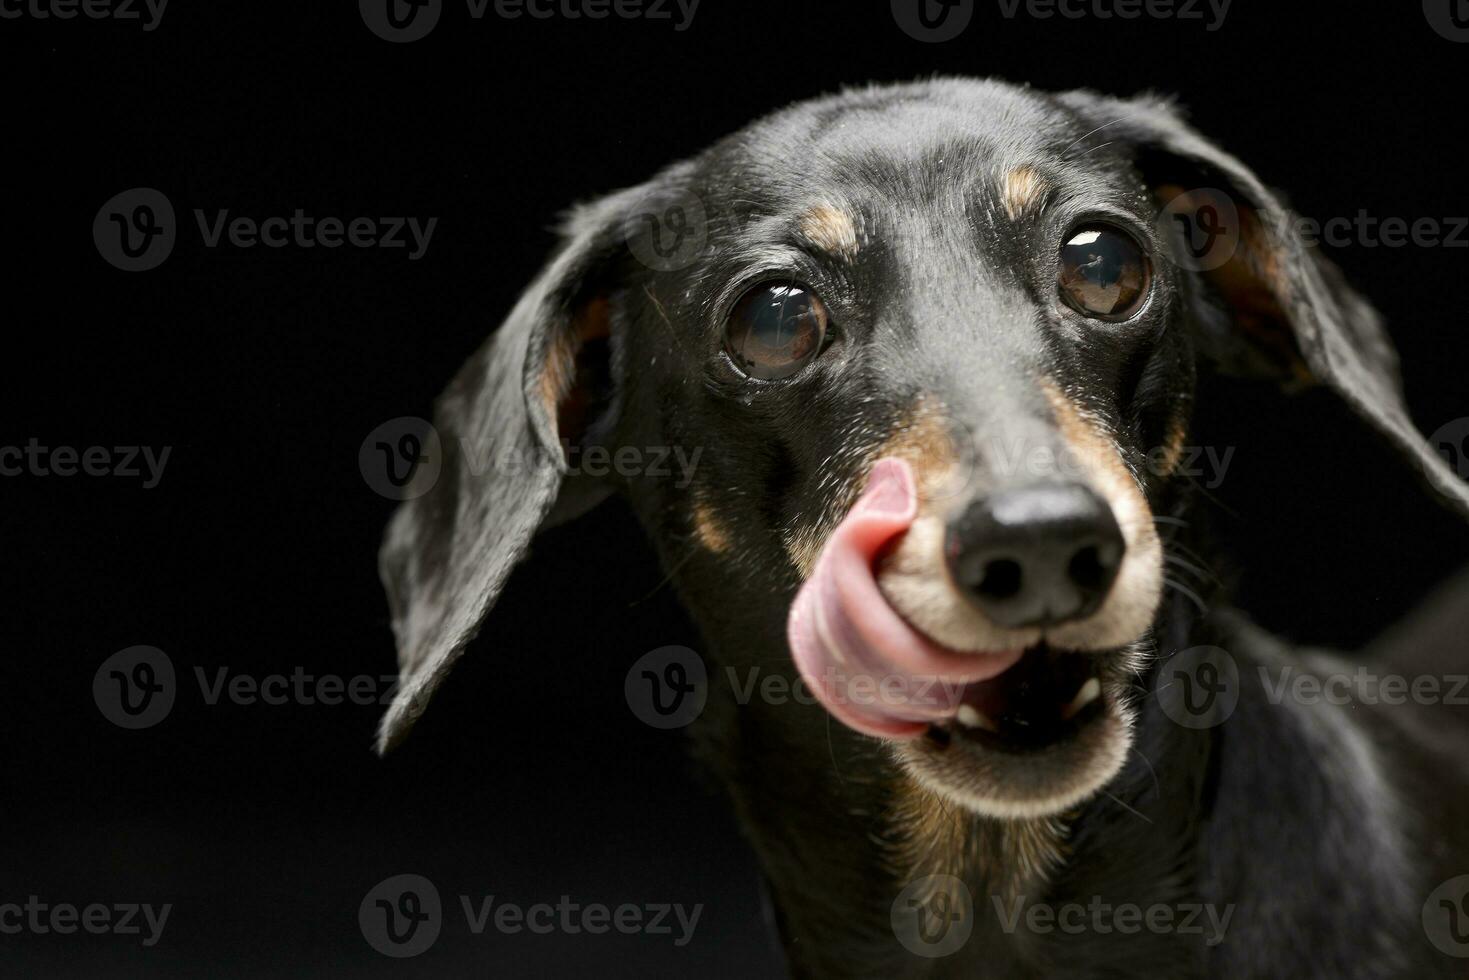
692, 498, 733, 554
1001, 165, 1052, 222
799, 204, 860, 259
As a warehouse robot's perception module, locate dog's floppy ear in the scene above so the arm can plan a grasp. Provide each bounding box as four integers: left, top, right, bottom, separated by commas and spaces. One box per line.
375, 187, 643, 753
1059, 91, 1469, 519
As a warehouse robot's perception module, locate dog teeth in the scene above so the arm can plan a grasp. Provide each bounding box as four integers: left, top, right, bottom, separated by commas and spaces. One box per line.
956, 705, 999, 732
1062, 678, 1102, 720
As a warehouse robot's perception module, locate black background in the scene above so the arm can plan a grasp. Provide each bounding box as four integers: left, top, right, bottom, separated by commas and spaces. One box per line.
6, 1, 1469, 975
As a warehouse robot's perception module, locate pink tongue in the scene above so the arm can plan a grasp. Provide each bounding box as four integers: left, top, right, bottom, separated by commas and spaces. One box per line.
787, 458, 1025, 739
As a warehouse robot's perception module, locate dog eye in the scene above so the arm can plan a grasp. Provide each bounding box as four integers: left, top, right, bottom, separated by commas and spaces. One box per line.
724, 282, 829, 380
1058, 225, 1151, 321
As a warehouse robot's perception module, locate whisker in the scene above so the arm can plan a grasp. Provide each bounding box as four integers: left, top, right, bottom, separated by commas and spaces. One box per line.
1165, 539, 1213, 567
1162, 575, 1208, 614
1128, 744, 1162, 800
1069, 139, 1115, 160
629, 545, 697, 605
1184, 475, 1243, 520
1101, 790, 1154, 825
642, 284, 678, 342
1061, 112, 1143, 159
1162, 552, 1214, 584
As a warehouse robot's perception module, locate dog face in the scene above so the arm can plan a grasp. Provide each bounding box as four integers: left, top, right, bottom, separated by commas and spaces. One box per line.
601, 87, 1189, 817
374, 80, 1469, 822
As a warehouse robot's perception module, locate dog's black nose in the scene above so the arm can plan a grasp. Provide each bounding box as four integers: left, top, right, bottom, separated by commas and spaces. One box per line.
946, 483, 1125, 629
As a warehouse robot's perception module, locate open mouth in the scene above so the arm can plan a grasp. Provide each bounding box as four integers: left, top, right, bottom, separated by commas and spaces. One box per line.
785, 455, 1138, 816
924, 644, 1104, 753
787, 456, 1111, 743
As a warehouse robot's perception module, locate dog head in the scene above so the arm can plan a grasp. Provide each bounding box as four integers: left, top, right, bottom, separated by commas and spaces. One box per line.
375, 79, 1469, 821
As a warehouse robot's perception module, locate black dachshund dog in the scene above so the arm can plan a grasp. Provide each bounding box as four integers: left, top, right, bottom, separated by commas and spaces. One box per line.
374, 79, 1469, 977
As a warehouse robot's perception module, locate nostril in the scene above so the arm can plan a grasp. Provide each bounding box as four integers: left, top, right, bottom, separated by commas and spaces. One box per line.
977, 558, 1023, 600
1069, 537, 1123, 592
1067, 544, 1106, 592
